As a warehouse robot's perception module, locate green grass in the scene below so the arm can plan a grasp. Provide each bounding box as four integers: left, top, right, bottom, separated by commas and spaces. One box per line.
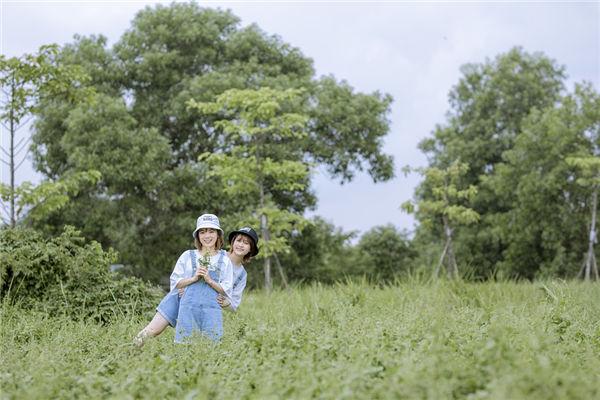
2, 281, 600, 399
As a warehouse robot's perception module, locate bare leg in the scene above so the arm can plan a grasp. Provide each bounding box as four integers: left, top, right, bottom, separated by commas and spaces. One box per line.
134, 313, 170, 347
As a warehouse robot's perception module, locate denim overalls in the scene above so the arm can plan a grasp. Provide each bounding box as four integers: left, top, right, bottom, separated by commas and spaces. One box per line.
156, 249, 226, 342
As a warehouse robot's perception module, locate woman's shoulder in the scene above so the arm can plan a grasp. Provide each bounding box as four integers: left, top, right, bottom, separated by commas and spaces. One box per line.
177, 249, 196, 261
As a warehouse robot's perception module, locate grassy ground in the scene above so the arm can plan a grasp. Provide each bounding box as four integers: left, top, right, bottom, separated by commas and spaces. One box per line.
1, 280, 600, 399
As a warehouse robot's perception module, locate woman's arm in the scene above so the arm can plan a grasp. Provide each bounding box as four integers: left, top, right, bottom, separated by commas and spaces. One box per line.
170, 251, 192, 291
197, 267, 226, 294
175, 275, 199, 289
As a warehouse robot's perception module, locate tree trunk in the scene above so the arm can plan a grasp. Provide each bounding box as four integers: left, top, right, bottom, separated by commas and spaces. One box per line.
9, 80, 16, 227
273, 253, 289, 289
260, 211, 272, 293
435, 238, 450, 278
443, 216, 459, 279
582, 187, 598, 281
255, 137, 272, 292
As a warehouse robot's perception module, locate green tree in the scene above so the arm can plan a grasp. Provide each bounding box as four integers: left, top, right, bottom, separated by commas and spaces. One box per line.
30, 3, 395, 282
486, 84, 599, 279
0, 45, 98, 227
567, 157, 600, 280
416, 47, 566, 278
355, 224, 416, 282
275, 216, 357, 286
403, 162, 479, 278
189, 87, 310, 290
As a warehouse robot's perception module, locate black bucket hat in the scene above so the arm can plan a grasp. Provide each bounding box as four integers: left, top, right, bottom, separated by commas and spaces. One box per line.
228, 227, 259, 257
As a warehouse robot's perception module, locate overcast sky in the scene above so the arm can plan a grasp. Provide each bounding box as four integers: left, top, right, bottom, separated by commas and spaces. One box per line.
1, 0, 598, 237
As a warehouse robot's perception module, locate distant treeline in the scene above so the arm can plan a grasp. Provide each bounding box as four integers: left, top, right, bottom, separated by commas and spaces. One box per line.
2, 3, 597, 287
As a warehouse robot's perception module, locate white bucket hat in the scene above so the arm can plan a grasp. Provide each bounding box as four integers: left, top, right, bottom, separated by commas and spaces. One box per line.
192, 213, 223, 239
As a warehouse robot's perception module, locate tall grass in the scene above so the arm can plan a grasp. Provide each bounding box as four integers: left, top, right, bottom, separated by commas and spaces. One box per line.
2, 281, 600, 399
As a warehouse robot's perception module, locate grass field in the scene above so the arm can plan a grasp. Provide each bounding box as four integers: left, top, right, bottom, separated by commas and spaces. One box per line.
2, 280, 600, 399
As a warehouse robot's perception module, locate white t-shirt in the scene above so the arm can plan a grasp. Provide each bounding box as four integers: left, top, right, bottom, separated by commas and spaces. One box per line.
169, 249, 234, 299
228, 263, 247, 311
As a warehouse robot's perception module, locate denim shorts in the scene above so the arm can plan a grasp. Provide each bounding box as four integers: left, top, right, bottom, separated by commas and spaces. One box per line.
156, 289, 180, 327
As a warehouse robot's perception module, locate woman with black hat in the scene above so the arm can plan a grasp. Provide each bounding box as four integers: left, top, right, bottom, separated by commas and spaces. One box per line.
217, 227, 259, 311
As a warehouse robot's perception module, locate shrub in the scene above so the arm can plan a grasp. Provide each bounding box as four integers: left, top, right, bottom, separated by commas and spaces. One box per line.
0, 226, 163, 322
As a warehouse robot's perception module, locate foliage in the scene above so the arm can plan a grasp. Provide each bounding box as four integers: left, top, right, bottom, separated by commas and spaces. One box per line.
484, 83, 600, 279
29, 3, 394, 283
2, 281, 600, 399
272, 216, 357, 286
413, 47, 577, 279
355, 224, 417, 281
188, 88, 310, 259
402, 161, 479, 229
0, 44, 95, 227
0, 170, 101, 226
0, 226, 162, 323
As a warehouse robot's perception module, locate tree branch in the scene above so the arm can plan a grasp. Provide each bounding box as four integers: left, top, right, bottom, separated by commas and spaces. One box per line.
15, 136, 32, 156
15, 115, 34, 131
15, 153, 29, 171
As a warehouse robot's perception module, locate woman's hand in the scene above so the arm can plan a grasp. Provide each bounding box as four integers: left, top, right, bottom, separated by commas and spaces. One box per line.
196, 266, 213, 284
217, 294, 231, 308
178, 288, 185, 298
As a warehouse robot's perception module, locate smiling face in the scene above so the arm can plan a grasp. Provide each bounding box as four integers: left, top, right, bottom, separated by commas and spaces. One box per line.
231, 234, 252, 258
197, 228, 218, 251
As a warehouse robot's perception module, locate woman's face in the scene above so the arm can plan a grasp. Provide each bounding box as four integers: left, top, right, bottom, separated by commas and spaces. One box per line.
198, 228, 218, 249
231, 234, 252, 257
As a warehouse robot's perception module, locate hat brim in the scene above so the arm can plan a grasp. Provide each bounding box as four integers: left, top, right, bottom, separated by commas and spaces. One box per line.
193, 224, 223, 239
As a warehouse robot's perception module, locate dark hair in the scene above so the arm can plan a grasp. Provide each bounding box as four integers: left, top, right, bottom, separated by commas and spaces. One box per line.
230, 233, 257, 264
194, 229, 224, 252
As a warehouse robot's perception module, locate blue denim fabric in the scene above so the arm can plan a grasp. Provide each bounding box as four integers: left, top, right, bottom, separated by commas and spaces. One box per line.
173, 250, 226, 343
156, 289, 180, 327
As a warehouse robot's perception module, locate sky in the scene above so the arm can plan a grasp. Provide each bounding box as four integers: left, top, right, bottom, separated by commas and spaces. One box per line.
1, 0, 599, 238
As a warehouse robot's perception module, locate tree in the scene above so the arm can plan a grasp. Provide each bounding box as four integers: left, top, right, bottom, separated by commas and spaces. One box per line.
566, 86, 599, 280
30, 4, 395, 282
567, 157, 600, 280
415, 47, 566, 278
402, 161, 479, 278
0, 45, 96, 227
355, 224, 416, 281
188, 87, 310, 290
485, 84, 599, 279
275, 216, 357, 286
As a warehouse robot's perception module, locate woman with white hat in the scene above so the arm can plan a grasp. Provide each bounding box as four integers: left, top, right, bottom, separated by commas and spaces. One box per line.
134, 213, 235, 345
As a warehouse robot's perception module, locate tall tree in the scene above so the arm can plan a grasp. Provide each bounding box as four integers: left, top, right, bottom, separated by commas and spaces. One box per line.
188, 87, 310, 290
403, 161, 479, 278
0, 45, 96, 227
30, 4, 395, 282
486, 84, 599, 279
415, 47, 566, 278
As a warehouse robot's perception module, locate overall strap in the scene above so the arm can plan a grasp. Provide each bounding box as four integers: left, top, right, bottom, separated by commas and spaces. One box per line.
217, 249, 225, 266
214, 250, 226, 281
234, 268, 246, 286
190, 249, 197, 274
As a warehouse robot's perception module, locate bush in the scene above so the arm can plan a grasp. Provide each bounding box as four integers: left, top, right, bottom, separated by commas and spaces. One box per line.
0, 226, 163, 323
